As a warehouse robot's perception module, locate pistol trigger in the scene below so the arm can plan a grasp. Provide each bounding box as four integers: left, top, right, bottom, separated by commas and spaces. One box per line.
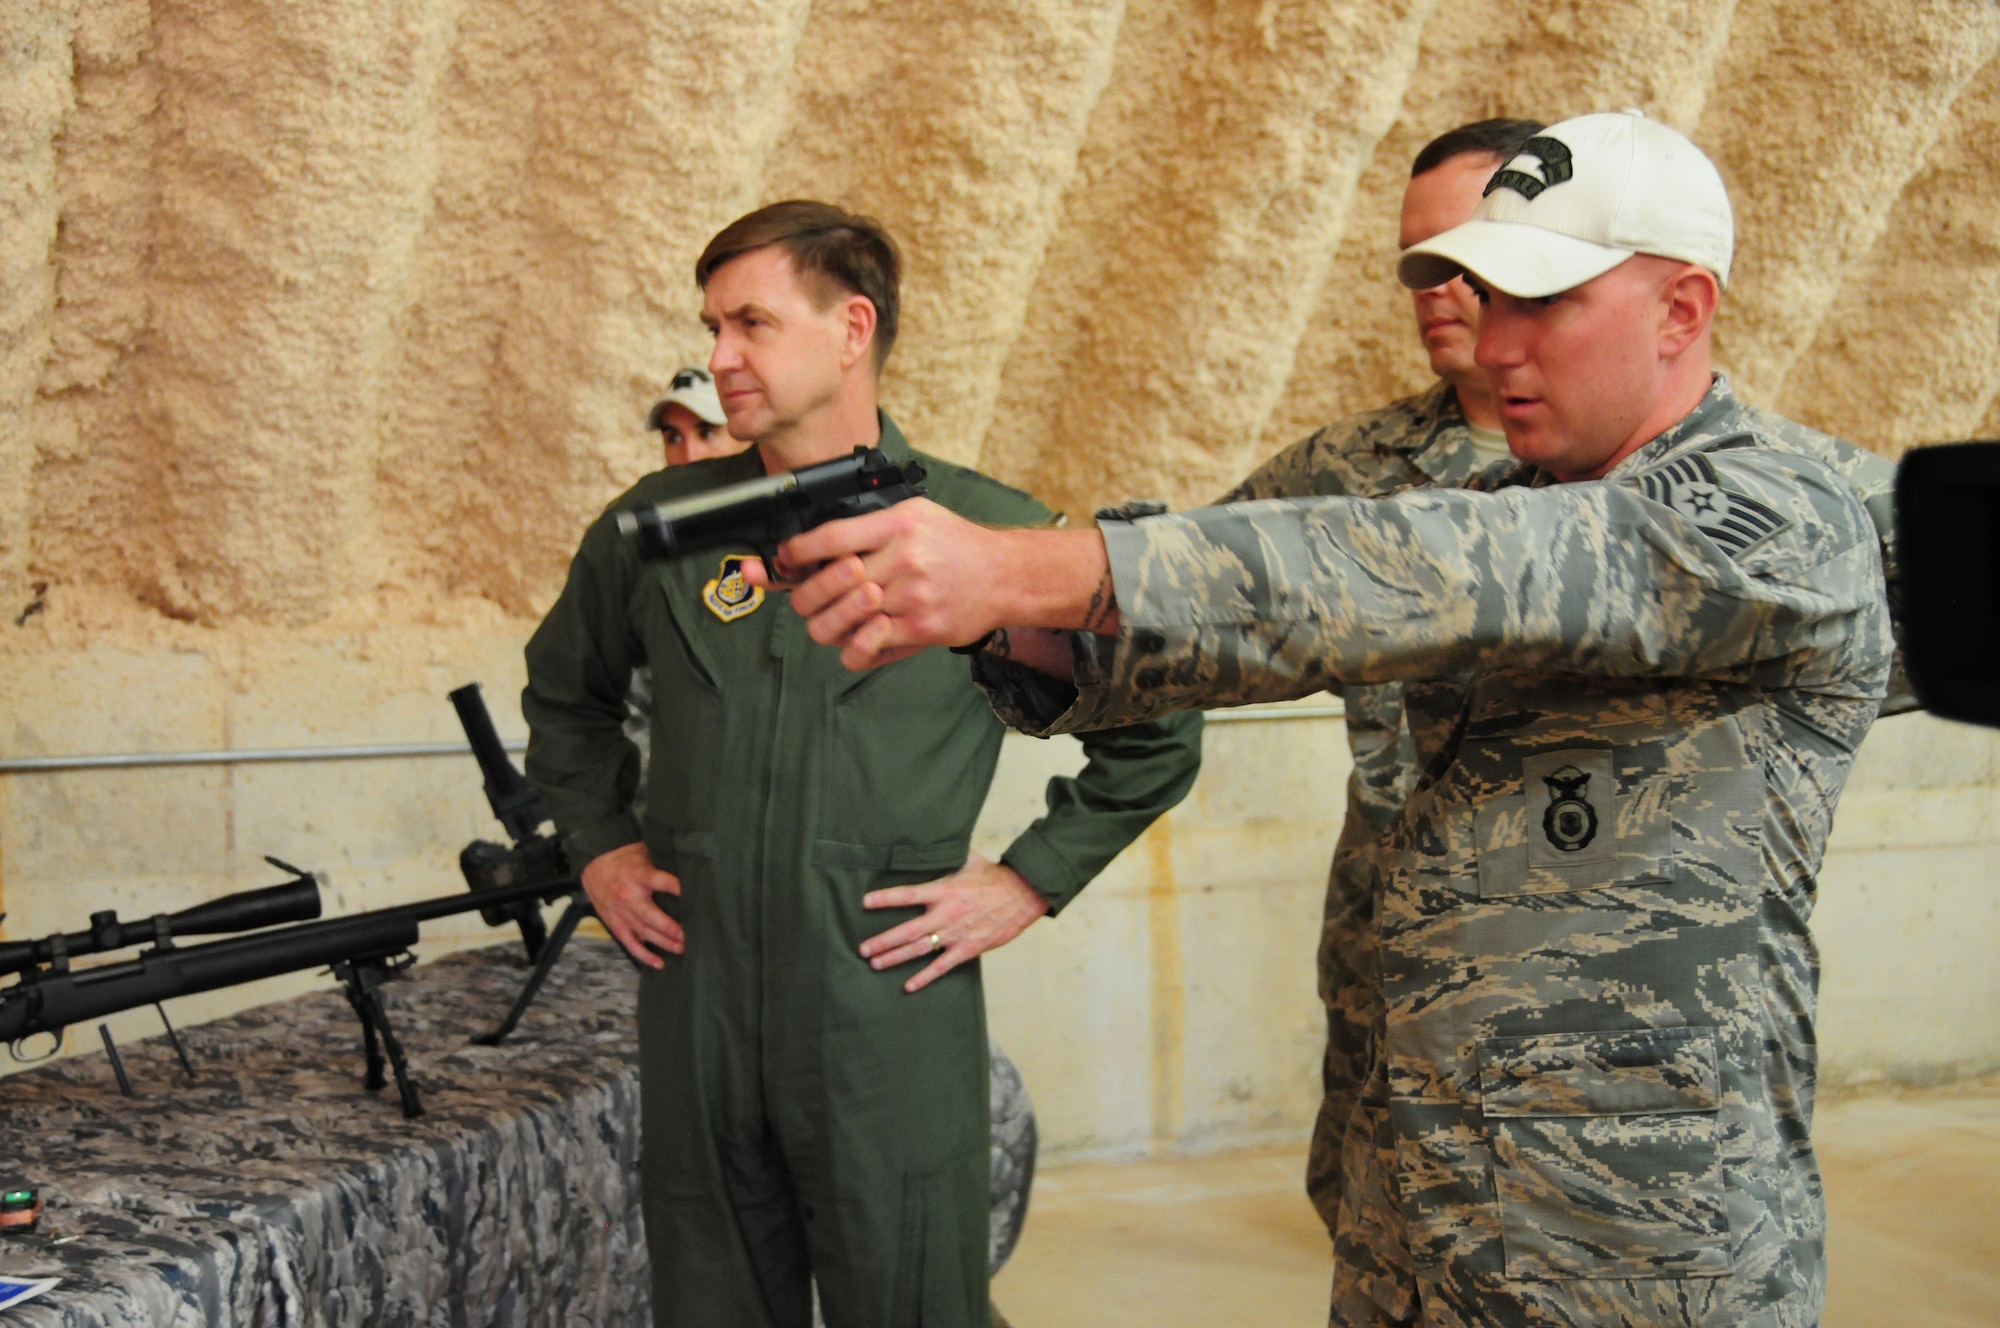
755, 544, 784, 586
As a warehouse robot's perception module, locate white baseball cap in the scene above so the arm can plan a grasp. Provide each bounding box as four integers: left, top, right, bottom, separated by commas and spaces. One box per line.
1397, 110, 1734, 298
646, 366, 727, 429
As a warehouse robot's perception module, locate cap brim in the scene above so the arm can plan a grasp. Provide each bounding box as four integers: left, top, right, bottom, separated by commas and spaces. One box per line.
1397, 219, 1633, 299
648, 392, 728, 428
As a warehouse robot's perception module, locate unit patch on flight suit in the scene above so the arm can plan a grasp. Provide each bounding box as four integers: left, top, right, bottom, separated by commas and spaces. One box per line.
703, 556, 765, 622
1638, 453, 1789, 556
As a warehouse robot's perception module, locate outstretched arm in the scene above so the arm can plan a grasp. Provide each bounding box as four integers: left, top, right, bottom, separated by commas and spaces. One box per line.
1004, 461, 1889, 734
744, 498, 1119, 669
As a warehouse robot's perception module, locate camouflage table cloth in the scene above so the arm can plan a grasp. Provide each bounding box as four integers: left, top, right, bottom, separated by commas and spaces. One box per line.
0, 939, 1037, 1328
0, 940, 650, 1328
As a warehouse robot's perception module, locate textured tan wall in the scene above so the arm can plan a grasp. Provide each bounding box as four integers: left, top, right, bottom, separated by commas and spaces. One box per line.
5, 1, 2000, 1118
3, 0, 1997, 632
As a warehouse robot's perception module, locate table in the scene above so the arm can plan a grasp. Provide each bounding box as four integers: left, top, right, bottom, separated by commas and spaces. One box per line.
0, 938, 1036, 1327
0, 941, 649, 1328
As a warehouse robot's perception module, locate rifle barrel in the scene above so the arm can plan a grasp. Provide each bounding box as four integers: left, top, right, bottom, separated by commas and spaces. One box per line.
0, 875, 576, 1044
387, 873, 578, 927
0, 913, 417, 1043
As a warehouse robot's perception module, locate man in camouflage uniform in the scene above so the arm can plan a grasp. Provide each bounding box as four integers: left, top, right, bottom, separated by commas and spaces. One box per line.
1226, 116, 1544, 1237
764, 112, 1894, 1327
1233, 118, 1916, 1259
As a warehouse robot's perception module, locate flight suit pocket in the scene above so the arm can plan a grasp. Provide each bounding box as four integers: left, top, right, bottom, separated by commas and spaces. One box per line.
641, 823, 716, 868
640, 819, 715, 931
1475, 743, 1673, 898
813, 837, 971, 962
1479, 1027, 1731, 1280
811, 838, 970, 874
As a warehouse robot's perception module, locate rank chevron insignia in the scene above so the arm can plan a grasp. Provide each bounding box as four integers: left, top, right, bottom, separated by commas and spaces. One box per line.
1637, 453, 1789, 556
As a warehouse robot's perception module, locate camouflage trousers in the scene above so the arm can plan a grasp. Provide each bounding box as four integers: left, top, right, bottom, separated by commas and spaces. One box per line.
1322, 1048, 1827, 1328
1307, 814, 1383, 1233
1314, 854, 1825, 1327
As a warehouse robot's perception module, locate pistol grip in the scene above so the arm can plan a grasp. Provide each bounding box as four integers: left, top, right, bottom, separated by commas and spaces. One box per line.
754, 545, 784, 585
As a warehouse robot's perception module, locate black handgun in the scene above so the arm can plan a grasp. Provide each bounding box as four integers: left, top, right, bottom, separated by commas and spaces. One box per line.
614, 445, 927, 571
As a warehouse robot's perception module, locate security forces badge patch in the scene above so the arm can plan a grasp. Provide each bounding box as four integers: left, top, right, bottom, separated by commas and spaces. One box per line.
702, 555, 765, 622
1638, 453, 1789, 556
1541, 764, 1600, 852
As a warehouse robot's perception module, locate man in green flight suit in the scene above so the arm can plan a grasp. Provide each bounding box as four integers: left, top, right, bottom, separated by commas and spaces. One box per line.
521, 201, 1203, 1328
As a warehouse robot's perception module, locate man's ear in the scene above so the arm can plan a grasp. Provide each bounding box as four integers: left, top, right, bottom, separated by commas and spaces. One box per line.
1659, 264, 1718, 360
839, 294, 879, 372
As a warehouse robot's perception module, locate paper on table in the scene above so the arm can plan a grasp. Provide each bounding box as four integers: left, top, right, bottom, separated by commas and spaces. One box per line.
0, 1276, 59, 1310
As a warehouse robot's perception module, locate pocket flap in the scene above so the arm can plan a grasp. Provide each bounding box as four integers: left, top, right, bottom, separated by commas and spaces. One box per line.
1479, 1027, 1720, 1117
642, 818, 716, 873
812, 838, 970, 873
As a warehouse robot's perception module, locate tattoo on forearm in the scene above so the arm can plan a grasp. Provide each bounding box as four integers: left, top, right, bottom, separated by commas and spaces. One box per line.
1082, 571, 1117, 632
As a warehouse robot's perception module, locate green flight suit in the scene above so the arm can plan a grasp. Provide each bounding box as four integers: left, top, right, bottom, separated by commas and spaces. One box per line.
522, 414, 1204, 1328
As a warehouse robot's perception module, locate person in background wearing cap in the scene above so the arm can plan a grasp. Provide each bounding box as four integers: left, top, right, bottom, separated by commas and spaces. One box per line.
755, 112, 1894, 1326
1214, 116, 1544, 1257
625, 367, 751, 777
522, 201, 1203, 1328
647, 365, 750, 468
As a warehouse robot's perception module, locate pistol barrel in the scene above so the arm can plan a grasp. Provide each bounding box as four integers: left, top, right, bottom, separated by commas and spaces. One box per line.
616, 446, 924, 562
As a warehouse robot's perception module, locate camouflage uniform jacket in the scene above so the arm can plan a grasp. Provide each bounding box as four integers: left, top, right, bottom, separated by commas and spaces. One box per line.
976, 378, 1892, 1326
1224, 388, 1908, 843
1742, 410, 1912, 712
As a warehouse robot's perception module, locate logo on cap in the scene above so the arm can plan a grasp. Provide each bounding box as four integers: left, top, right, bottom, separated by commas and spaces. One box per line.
1484, 136, 1576, 202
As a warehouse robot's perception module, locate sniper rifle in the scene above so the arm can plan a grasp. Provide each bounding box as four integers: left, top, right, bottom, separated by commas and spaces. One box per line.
0, 684, 589, 1117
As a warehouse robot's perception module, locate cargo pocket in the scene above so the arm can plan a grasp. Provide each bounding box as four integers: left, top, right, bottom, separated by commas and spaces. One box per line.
1478, 1026, 1731, 1280
888, 1144, 989, 1328
811, 838, 971, 874
641, 820, 715, 932
813, 837, 971, 958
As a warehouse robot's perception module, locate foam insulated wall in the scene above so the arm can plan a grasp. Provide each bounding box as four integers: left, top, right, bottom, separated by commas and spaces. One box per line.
3, 0, 1996, 634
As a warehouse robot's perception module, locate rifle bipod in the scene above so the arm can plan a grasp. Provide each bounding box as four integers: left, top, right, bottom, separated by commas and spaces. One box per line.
472, 890, 593, 1047
333, 951, 424, 1119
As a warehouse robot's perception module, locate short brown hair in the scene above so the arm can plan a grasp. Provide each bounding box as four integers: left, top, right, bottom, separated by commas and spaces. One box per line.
696, 201, 902, 368
1410, 118, 1546, 178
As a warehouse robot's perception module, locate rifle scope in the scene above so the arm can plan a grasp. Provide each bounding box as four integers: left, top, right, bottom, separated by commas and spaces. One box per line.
448, 682, 548, 843
0, 911, 416, 1044
0, 860, 322, 978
